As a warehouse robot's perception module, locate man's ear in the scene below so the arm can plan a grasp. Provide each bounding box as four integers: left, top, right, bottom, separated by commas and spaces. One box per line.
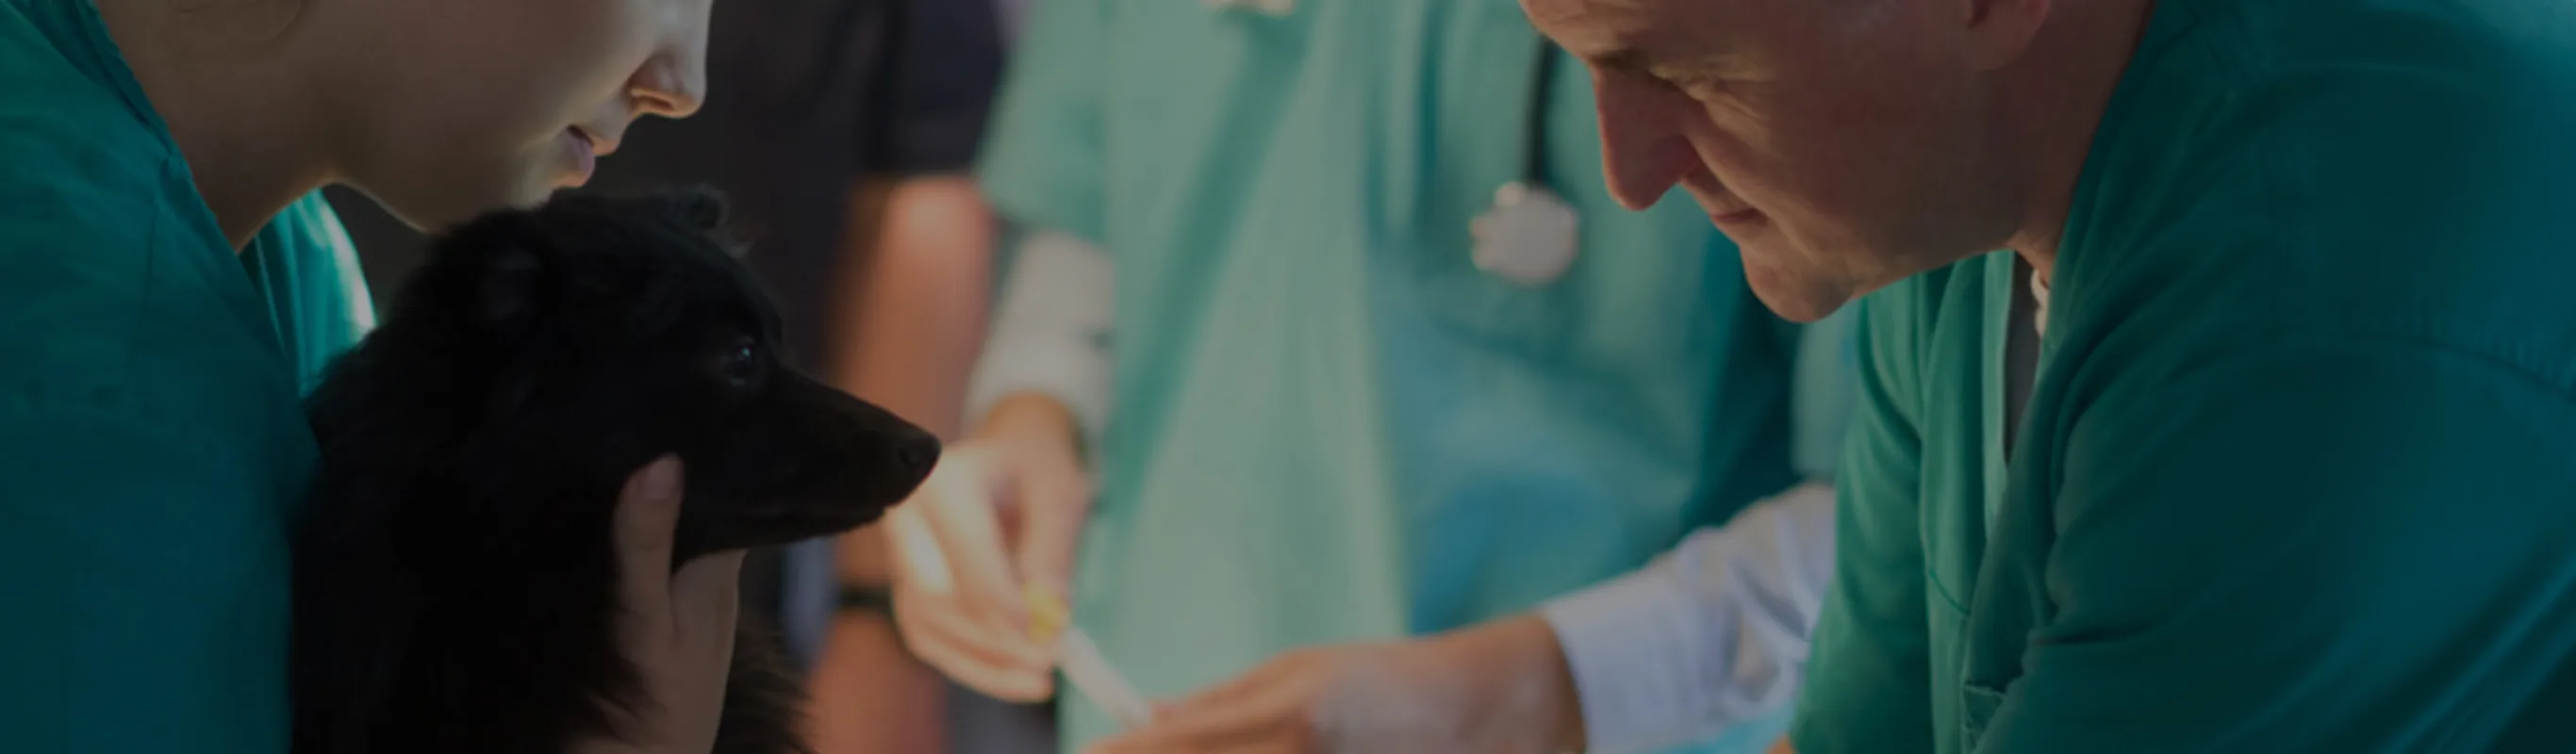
1961, 0, 2051, 71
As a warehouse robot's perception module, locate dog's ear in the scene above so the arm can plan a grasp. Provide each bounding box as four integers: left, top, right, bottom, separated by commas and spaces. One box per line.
478, 241, 548, 329
662, 186, 728, 233
655, 186, 751, 260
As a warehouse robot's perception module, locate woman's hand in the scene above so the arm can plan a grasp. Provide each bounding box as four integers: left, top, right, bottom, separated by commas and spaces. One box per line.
883, 393, 1095, 701
1080, 615, 1587, 754
574, 457, 745, 754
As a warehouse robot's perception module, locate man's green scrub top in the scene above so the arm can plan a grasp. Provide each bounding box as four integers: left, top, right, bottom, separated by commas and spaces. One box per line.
1791, 0, 2576, 751
978, 0, 1804, 750
1, 0, 375, 750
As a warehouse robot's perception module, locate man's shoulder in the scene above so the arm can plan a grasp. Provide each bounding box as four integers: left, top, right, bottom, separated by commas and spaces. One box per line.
2064, 0, 2576, 394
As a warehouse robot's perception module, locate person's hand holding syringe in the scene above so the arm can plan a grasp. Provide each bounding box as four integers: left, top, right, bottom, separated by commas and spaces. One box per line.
1024, 585, 1158, 728
881, 393, 1154, 727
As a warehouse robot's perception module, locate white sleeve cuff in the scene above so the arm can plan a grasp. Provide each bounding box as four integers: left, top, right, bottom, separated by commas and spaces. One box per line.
963, 230, 1115, 444
1540, 483, 1840, 754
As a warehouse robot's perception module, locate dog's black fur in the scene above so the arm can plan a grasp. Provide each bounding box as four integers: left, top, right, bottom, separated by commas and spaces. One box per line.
292, 189, 939, 754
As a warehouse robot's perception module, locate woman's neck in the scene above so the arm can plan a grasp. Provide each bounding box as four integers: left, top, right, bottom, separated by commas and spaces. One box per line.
96, 1, 339, 251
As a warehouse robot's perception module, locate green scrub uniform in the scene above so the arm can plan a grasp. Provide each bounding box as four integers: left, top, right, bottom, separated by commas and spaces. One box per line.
1791, 0, 2576, 750
1, 0, 375, 750
978, 1, 1801, 750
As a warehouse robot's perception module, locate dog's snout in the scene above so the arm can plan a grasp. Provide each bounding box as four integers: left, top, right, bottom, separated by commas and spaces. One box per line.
895, 431, 940, 480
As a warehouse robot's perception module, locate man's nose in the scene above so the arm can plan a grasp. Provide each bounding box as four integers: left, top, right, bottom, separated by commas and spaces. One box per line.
1592, 71, 1697, 211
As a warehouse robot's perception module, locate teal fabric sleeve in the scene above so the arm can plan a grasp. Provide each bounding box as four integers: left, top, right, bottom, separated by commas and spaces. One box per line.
1789, 292, 1938, 754
973, 0, 1107, 242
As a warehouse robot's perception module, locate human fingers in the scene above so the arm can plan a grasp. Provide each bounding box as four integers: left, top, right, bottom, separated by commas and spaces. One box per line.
630, 549, 742, 754
1081, 680, 1305, 754
885, 504, 955, 595
891, 583, 1056, 700
612, 456, 686, 636
916, 450, 1033, 631
1082, 656, 1328, 754
667, 549, 744, 647
1010, 448, 1093, 606
900, 615, 1056, 701
1149, 657, 1294, 725
888, 500, 1055, 696
586, 456, 733, 754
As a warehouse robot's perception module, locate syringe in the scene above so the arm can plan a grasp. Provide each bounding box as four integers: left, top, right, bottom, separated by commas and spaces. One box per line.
1026, 585, 1157, 729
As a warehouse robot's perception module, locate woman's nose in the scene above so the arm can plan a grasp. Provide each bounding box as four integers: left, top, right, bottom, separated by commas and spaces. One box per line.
634, 0, 713, 119
629, 52, 705, 120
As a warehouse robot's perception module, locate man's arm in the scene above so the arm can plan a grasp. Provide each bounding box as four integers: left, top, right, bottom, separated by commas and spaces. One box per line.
1980, 342, 2576, 751
1786, 295, 1940, 754
806, 175, 997, 754
961, 230, 1115, 450
825, 176, 999, 438
1540, 305, 1860, 754
804, 0, 1015, 745
1540, 482, 1839, 754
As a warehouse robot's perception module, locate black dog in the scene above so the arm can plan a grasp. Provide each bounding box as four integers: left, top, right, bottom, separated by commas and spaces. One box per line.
291, 190, 939, 754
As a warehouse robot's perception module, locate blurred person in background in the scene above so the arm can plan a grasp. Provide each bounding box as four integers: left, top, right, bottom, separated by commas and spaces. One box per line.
878, 1, 1863, 752
326, 1, 1011, 751
1078, 266, 1864, 754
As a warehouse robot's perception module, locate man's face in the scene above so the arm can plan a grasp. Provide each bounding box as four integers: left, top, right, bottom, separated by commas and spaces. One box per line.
1525, 0, 2025, 321
316, 0, 715, 229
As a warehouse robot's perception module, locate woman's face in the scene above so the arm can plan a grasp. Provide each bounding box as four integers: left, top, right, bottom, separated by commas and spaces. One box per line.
311, 0, 713, 228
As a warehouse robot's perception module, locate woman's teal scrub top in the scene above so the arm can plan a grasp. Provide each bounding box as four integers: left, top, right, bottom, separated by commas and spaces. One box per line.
977, 1, 1802, 750
1791, 0, 2576, 750
1, 0, 375, 750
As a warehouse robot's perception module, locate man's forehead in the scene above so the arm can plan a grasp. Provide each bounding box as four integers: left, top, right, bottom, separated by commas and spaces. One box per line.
1522, 0, 1660, 44
1524, 0, 1731, 74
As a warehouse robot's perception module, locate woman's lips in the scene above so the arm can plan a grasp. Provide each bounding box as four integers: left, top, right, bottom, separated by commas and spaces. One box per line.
564, 128, 598, 186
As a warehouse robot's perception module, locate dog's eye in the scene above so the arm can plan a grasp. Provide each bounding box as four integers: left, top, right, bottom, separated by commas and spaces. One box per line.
718, 339, 762, 386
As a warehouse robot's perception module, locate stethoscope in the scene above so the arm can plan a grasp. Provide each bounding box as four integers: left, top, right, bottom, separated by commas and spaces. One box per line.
1210, 0, 1581, 286
1469, 41, 1580, 287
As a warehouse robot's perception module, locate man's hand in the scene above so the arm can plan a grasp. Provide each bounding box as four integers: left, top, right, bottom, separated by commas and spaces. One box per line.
575, 457, 744, 754
884, 393, 1093, 701
1080, 615, 1585, 754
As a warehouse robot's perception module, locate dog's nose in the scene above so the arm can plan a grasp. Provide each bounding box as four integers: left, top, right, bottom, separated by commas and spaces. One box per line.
896, 432, 941, 479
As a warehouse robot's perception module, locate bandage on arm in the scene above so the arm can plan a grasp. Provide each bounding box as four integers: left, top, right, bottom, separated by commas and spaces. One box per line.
1539, 483, 1840, 754
962, 229, 1114, 445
